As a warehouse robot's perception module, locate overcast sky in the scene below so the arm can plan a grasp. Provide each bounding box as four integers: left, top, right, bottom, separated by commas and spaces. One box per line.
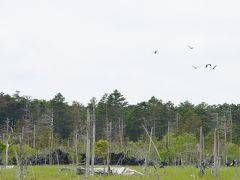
1, 0, 240, 105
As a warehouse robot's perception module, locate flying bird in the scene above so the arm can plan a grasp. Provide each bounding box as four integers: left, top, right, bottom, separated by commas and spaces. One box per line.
192, 65, 198, 69
205, 64, 212, 68
153, 50, 158, 54
187, 45, 194, 49
212, 65, 217, 70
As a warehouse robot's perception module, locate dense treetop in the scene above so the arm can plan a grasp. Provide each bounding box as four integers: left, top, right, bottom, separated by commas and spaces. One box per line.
0, 90, 239, 144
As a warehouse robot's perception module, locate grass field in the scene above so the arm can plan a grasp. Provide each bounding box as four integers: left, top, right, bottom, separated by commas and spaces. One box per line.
1, 165, 240, 180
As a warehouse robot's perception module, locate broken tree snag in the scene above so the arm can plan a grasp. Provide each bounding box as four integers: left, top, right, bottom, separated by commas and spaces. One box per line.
213, 128, 220, 178
106, 121, 112, 174
5, 118, 11, 167
91, 98, 96, 175
224, 120, 228, 164
119, 117, 124, 149
199, 126, 205, 176
85, 108, 91, 177
105, 103, 112, 175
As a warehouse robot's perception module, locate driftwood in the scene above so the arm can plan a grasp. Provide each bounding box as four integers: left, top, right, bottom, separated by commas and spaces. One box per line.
59, 166, 144, 176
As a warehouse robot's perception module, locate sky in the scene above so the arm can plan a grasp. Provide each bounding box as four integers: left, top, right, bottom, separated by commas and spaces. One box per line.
0, 0, 240, 105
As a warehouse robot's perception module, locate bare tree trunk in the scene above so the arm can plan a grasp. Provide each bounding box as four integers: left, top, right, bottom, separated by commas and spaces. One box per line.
229, 107, 232, 143
213, 128, 220, 179
74, 130, 79, 165
91, 98, 96, 175
105, 104, 112, 175
167, 121, 170, 149
224, 122, 228, 163
202, 132, 205, 162
199, 126, 205, 176
5, 118, 9, 167
49, 111, 54, 165
199, 126, 204, 163
106, 121, 112, 174
119, 118, 124, 150
5, 143, 9, 166
17, 127, 26, 180
85, 108, 91, 177
5, 118, 12, 167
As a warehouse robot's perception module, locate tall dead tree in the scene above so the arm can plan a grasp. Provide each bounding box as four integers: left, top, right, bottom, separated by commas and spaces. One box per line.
213, 128, 220, 178
15, 126, 27, 180
49, 110, 54, 165
22, 99, 34, 147
104, 103, 112, 174
224, 121, 228, 163
198, 126, 205, 176
85, 108, 91, 177
119, 117, 124, 149
91, 98, 96, 175
167, 121, 170, 149
5, 118, 12, 167
106, 121, 112, 174
73, 129, 79, 165
229, 107, 233, 143
199, 126, 204, 163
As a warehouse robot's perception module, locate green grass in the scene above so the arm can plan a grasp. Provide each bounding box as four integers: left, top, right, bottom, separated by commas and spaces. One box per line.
1, 165, 240, 180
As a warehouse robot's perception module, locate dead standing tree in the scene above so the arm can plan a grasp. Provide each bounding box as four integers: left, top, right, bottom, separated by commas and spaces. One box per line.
19, 97, 35, 148
15, 127, 27, 180
198, 126, 205, 175
73, 129, 79, 165
40, 109, 54, 164
213, 128, 220, 179
224, 117, 228, 164
118, 117, 124, 150
105, 103, 112, 175
106, 121, 112, 174
4, 118, 13, 167
85, 108, 91, 178
91, 98, 96, 175
49, 111, 54, 165
199, 126, 204, 163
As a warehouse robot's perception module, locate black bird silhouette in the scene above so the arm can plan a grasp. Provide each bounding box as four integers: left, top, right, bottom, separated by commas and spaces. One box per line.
212, 65, 217, 70
205, 64, 212, 68
192, 65, 198, 69
187, 45, 194, 49
153, 50, 158, 54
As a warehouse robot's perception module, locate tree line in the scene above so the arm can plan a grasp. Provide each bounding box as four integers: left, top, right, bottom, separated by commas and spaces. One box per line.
0, 90, 240, 165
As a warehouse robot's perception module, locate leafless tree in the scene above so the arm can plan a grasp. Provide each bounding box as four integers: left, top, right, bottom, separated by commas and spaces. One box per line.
91, 98, 96, 175
85, 108, 91, 177
213, 128, 220, 178
4, 118, 13, 167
